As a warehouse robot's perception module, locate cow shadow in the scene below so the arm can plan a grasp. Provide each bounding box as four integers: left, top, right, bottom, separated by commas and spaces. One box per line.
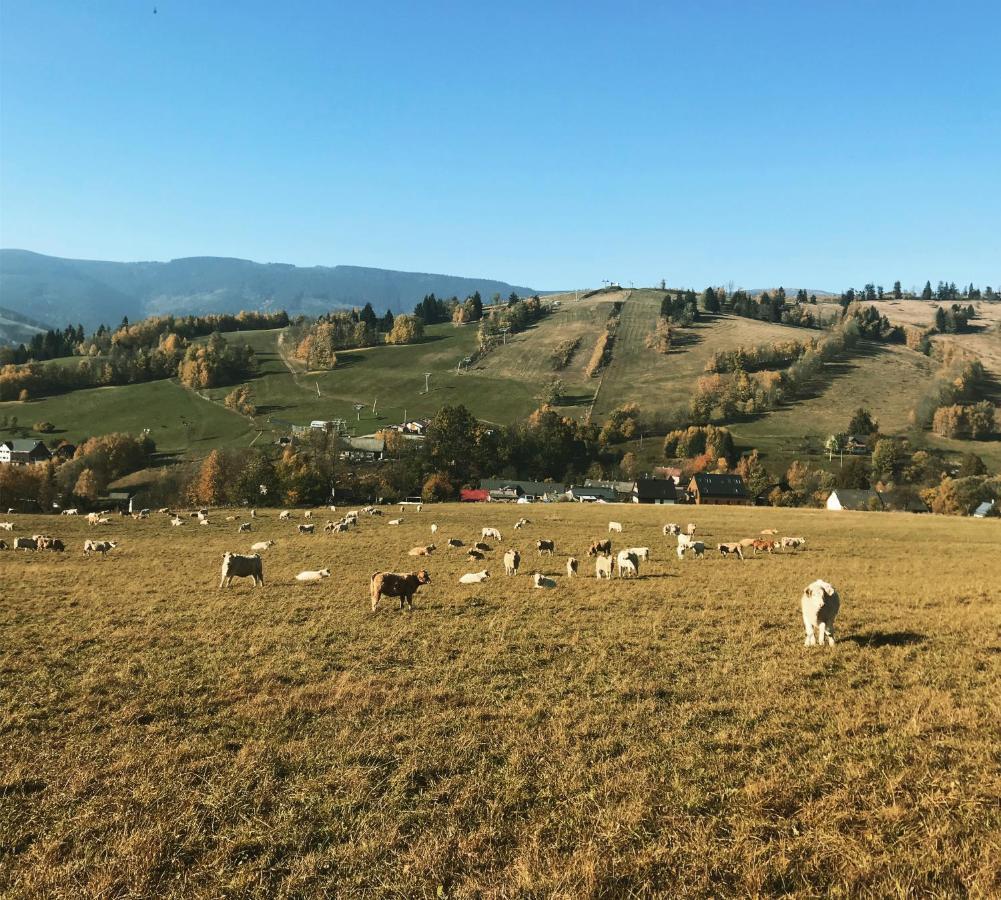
843, 630, 925, 648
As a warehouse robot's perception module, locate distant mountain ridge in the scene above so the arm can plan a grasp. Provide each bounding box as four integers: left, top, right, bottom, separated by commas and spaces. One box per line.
0, 249, 542, 334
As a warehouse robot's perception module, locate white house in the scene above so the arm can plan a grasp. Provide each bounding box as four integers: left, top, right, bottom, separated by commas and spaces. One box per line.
826, 488, 883, 511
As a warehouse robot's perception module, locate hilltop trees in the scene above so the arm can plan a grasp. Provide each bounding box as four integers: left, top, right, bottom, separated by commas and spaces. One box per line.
178, 334, 257, 389
386, 314, 424, 345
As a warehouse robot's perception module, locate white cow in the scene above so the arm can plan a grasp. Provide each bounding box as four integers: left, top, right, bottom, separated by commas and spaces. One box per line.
296, 568, 331, 584
481, 527, 502, 541
459, 570, 490, 584
801, 580, 840, 647
533, 573, 556, 589
608, 521, 623, 533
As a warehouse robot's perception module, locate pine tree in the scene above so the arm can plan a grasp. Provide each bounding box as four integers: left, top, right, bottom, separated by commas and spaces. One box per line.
921, 281, 933, 301
893, 281, 902, 299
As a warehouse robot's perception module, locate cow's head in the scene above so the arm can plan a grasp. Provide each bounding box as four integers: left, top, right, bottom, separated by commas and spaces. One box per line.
417, 569, 431, 584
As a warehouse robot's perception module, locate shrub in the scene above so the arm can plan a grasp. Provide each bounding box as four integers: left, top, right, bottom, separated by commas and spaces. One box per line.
33, 421, 55, 433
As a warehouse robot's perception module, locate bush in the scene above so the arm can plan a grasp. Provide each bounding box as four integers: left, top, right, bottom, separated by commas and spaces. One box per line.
33, 421, 55, 433
421, 472, 457, 503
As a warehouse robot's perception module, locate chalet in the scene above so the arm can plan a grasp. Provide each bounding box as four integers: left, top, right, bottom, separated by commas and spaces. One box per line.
846, 435, 869, 455
973, 500, 996, 518
341, 437, 385, 461
653, 466, 683, 485
879, 489, 929, 513
826, 489, 884, 511
687, 473, 750, 506
567, 485, 618, 503
0, 439, 52, 466
632, 478, 677, 504
584, 479, 636, 502
479, 479, 567, 501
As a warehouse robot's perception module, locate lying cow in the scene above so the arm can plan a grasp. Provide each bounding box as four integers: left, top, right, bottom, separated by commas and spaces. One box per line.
370, 569, 431, 612
220, 552, 264, 588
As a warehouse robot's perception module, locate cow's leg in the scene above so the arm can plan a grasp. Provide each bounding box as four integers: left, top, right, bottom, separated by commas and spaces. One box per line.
804, 621, 816, 646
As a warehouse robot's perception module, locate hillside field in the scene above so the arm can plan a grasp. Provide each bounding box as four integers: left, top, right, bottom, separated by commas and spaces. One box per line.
2, 294, 999, 473
2, 503, 999, 897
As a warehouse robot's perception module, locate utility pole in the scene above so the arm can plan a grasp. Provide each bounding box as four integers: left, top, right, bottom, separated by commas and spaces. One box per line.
354, 403, 364, 422
372, 398, 377, 415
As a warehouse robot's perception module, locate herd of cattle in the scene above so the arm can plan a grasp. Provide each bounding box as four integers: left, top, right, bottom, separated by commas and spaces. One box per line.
1, 504, 839, 646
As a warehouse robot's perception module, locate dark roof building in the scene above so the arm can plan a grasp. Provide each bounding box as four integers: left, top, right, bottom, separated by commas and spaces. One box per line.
0, 439, 52, 466
568, 485, 619, 503
479, 479, 566, 500
688, 473, 750, 505
826, 488, 884, 511
632, 478, 678, 504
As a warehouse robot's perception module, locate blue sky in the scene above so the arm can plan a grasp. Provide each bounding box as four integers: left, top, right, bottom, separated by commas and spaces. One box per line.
2, 0, 998, 292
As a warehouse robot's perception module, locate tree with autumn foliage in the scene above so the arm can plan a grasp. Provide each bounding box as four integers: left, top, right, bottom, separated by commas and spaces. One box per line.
190, 450, 227, 506
73, 468, 100, 501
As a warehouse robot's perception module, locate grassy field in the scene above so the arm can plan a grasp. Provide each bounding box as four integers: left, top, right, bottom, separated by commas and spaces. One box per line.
2, 503, 999, 897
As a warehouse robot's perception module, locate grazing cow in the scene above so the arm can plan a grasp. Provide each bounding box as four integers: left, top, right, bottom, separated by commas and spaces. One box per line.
296, 568, 331, 584
279, 510, 291, 521
220, 552, 264, 588
467, 549, 486, 561
503, 549, 521, 575
370, 569, 431, 612
250, 509, 257, 518
663, 523, 681, 536
686, 523, 697, 537
14, 537, 38, 551
238, 522, 252, 533
303, 511, 312, 519
84, 539, 117, 557
587, 539, 612, 557
323, 521, 336, 533
623, 547, 651, 562
608, 521, 623, 533
752, 539, 778, 554
447, 538, 464, 548
514, 518, 530, 529
616, 550, 640, 578
408, 544, 436, 556
171, 516, 184, 527
298, 524, 315, 534
595, 555, 614, 579
482, 527, 502, 541
533, 573, 556, 589
431, 523, 439, 534
782, 537, 806, 550
801, 580, 840, 646
250, 540, 275, 552
474, 541, 491, 552
717, 542, 744, 560
0, 522, 13, 531
388, 518, 403, 526
536, 539, 555, 556
40, 537, 65, 552
459, 570, 490, 584
566, 556, 578, 578
61, 508, 79, 516
676, 541, 705, 560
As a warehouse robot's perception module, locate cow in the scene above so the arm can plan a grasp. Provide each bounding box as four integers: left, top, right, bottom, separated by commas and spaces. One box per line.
608, 521, 623, 533
298, 524, 315, 534
370, 569, 431, 612
587, 539, 612, 557
220, 552, 264, 588
536, 539, 555, 556
84, 539, 117, 557
801, 580, 840, 647
503, 549, 521, 576
238, 522, 252, 533
14, 537, 38, 551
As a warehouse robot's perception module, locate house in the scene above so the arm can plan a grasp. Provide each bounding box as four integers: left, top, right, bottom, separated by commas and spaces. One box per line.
879, 489, 929, 513
103, 489, 140, 513
653, 466, 683, 485
0, 439, 52, 466
826, 488, 884, 511
460, 488, 489, 502
53, 443, 76, 461
567, 485, 618, 503
632, 478, 677, 504
973, 500, 996, 518
584, 479, 636, 502
846, 435, 869, 455
341, 436, 385, 461
687, 473, 750, 506
479, 479, 567, 501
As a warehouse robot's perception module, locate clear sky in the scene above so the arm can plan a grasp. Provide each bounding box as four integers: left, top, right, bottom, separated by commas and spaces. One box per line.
1, 0, 998, 292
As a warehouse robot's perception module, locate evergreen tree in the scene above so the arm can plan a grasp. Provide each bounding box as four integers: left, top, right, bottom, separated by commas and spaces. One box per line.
359, 302, 378, 328
893, 280, 903, 299
921, 281, 933, 301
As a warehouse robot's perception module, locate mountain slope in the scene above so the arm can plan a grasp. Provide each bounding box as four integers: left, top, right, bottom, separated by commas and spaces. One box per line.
0, 250, 542, 331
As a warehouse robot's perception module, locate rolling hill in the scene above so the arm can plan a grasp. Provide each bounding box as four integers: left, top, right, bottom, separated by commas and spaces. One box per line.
0, 249, 542, 334
1, 289, 998, 473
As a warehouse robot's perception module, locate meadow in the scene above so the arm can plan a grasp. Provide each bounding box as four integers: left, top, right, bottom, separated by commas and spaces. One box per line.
2, 502, 999, 897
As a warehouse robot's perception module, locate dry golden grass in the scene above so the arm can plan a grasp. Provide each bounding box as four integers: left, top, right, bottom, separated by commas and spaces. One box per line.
2, 503, 1000, 897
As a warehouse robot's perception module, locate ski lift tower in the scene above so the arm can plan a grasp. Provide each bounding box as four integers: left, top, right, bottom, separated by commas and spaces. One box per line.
422, 372, 432, 394
353, 403, 364, 422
